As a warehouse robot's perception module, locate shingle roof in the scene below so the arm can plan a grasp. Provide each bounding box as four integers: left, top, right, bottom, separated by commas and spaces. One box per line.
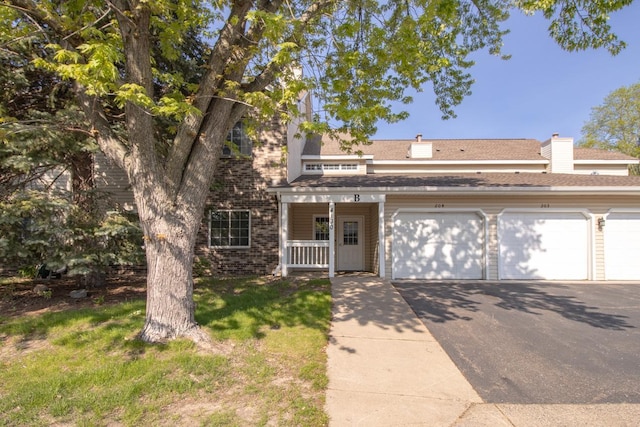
574, 147, 638, 161
302, 135, 638, 162
281, 173, 640, 189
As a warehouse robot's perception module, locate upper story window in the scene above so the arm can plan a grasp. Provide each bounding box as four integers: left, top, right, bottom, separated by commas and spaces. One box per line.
304, 163, 359, 172
222, 122, 252, 158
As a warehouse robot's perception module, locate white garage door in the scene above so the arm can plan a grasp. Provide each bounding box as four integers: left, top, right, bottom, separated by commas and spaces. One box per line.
392, 211, 484, 279
498, 211, 589, 280
604, 211, 640, 280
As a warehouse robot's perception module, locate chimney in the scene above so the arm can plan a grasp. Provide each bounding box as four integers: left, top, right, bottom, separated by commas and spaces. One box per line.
409, 134, 432, 158
541, 133, 574, 173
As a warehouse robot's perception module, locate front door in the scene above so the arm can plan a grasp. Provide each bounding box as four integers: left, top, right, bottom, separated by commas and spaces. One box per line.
337, 216, 364, 271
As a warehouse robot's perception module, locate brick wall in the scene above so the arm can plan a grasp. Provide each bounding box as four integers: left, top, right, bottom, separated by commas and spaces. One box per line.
195, 119, 287, 277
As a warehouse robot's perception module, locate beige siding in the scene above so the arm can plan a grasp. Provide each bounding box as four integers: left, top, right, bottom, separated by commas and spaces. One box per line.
574, 164, 630, 176
288, 203, 376, 272
93, 152, 135, 211
384, 194, 640, 281
368, 163, 548, 174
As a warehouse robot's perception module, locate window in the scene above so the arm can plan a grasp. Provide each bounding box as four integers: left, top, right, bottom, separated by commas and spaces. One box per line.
304, 163, 359, 172
210, 210, 250, 247
222, 122, 252, 157
314, 216, 329, 240
322, 163, 340, 170
305, 163, 322, 171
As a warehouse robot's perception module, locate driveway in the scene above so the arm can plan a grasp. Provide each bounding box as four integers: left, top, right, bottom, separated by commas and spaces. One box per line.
394, 281, 640, 404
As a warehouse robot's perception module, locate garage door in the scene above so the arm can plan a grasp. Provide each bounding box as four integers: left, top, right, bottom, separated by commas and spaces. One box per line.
392, 211, 484, 279
498, 211, 589, 280
604, 211, 640, 280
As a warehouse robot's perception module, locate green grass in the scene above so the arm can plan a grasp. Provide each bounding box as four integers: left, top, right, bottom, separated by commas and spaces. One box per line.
0, 276, 331, 426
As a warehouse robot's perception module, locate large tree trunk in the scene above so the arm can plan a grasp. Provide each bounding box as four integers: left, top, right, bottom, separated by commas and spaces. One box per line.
136, 205, 211, 344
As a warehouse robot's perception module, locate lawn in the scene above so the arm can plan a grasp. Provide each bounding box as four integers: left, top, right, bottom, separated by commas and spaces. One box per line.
0, 275, 332, 426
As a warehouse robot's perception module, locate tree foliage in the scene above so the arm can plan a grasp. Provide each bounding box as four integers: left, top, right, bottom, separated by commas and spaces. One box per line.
0, 0, 631, 343
579, 81, 640, 170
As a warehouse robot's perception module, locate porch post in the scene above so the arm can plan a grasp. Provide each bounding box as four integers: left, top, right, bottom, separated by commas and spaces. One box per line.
378, 201, 385, 278
281, 202, 288, 277
328, 202, 335, 278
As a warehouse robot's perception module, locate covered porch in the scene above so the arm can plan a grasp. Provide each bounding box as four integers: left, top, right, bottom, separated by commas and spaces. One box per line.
277, 193, 386, 278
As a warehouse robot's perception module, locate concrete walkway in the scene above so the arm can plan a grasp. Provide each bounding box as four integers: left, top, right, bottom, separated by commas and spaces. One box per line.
325, 275, 640, 426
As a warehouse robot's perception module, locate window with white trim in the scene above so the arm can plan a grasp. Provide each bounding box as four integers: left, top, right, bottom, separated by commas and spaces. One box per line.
305, 163, 322, 171
314, 216, 330, 241
304, 163, 359, 172
322, 163, 340, 170
340, 163, 358, 170
222, 122, 252, 157
210, 210, 250, 247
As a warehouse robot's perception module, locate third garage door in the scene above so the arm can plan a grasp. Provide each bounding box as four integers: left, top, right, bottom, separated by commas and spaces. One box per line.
392, 211, 485, 279
498, 211, 590, 280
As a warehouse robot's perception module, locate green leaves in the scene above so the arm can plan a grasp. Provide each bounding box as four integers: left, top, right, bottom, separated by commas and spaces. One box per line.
579, 81, 640, 173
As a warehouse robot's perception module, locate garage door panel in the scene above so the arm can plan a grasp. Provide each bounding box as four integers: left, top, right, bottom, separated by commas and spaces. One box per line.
393, 212, 484, 280
605, 212, 640, 280
499, 212, 589, 280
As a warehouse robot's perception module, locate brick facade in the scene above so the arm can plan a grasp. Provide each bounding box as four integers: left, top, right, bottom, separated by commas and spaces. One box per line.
195, 119, 287, 277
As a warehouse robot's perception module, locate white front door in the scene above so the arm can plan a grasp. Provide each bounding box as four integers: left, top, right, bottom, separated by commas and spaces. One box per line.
337, 216, 364, 271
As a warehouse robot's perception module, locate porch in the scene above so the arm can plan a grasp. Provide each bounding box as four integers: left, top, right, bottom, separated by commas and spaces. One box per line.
277, 193, 386, 278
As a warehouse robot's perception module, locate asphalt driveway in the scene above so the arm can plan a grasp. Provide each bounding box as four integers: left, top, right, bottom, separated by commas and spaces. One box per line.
394, 281, 640, 404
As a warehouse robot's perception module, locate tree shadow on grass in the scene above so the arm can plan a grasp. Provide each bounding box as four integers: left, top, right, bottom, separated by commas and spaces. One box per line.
194, 277, 332, 341
394, 282, 635, 331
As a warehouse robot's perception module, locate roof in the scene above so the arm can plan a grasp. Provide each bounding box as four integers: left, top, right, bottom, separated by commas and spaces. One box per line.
573, 147, 637, 161
302, 135, 638, 162
277, 173, 640, 190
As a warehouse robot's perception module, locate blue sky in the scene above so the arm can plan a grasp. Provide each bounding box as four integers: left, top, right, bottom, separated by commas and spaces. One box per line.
373, 2, 640, 143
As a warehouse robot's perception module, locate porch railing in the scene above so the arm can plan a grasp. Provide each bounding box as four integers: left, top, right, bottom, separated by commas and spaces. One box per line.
285, 240, 329, 268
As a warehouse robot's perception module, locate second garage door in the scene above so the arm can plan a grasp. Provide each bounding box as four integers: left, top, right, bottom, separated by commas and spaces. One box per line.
604, 211, 640, 280
498, 211, 590, 280
392, 211, 485, 279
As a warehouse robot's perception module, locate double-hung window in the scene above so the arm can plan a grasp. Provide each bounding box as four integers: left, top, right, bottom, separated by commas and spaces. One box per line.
210, 210, 250, 247
314, 216, 330, 241
222, 122, 252, 157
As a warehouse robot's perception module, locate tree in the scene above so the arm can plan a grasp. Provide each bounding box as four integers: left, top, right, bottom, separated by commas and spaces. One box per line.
0, 19, 143, 279
579, 81, 640, 173
0, 0, 631, 345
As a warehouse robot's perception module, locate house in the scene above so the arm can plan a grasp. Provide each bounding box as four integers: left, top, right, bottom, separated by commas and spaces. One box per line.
268, 94, 640, 281
96, 94, 640, 281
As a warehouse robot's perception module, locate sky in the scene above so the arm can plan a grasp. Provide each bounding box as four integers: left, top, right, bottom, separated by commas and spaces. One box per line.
373, 2, 640, 143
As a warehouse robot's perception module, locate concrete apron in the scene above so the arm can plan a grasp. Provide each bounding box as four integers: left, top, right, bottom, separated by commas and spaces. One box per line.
325, 275, 640, 427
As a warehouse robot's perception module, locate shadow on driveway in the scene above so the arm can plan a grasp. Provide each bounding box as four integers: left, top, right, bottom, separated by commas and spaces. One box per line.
394, 281, 640, 404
